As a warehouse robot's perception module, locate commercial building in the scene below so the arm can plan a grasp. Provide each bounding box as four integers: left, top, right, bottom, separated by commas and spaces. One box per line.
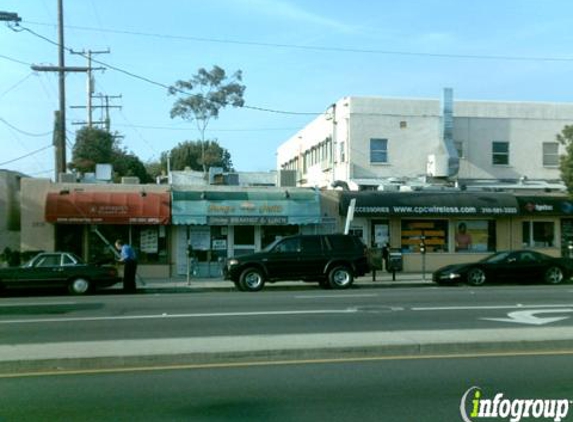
277, 90, 573, 272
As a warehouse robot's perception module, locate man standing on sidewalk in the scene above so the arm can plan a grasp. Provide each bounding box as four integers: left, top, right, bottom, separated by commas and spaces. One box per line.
115, 239, 138, 293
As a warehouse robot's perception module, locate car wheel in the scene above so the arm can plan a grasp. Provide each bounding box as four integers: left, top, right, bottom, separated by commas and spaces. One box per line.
233, 280, 245, 291
328, 266, 354, 289
318, 279, 331, 289
68, 277, 91, 295
239, 268, 265, 292
466, 268, 486, 286
544, 266, 564, 285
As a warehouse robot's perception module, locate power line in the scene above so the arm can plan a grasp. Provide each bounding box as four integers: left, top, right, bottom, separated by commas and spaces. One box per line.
0, 144, 52, 166
0, 72, 35, 98
0, 53, 31, 66
18, 25, 322, 116
0, 117, 52, 136
23, 20, 573, 63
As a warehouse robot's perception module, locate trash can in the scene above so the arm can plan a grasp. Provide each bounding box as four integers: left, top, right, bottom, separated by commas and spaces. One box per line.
387, 250, 403, 273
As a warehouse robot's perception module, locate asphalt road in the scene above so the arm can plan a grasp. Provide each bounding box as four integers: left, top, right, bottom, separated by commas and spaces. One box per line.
2, 352, 573, 422
2, 284, 573, 344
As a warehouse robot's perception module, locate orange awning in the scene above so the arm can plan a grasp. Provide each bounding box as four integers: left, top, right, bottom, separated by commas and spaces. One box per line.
45, 191, 170, 224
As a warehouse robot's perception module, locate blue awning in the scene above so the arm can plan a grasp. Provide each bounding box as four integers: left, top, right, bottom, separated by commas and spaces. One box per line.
172, 189, 321, 225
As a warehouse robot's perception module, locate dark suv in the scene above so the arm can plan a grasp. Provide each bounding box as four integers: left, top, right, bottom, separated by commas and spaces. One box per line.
224, 234, 370, 292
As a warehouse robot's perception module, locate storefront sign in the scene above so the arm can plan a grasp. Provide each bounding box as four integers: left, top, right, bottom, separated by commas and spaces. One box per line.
172, 189, 321, 225
517, 196, 573, 215
341, 192, 520, 217
208, 216, 288, 225
45, 191, 170, 224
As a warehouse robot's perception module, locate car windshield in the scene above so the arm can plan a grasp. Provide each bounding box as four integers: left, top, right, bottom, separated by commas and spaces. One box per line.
480, 251, 512, 264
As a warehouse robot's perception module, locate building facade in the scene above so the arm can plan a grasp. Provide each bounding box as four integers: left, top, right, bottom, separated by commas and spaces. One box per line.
0, 170, 25, 256
277, 92, 572, 189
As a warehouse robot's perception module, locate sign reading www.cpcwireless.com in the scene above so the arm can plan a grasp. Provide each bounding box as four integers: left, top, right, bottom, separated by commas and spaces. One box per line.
460, 387, 571, 422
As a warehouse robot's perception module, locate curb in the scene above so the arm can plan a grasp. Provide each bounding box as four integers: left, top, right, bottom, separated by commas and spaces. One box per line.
2, 328, 573, 375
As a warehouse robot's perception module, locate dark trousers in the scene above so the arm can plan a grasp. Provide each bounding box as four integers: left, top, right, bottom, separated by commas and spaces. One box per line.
123, 259, 137, 293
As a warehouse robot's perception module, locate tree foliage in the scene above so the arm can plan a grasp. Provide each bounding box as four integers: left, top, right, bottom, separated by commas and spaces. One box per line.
69, 126, 152, 183
161, 140, 233, 172
168, 66, 245, 173
558, 125, 573, 194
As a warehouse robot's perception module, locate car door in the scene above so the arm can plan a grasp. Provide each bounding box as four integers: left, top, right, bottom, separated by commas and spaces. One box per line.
264, 237, 303, 280
297, 236, 325, 277
25, 254, 67, 288
487, 251, 520, 282
514, 251, 546, 282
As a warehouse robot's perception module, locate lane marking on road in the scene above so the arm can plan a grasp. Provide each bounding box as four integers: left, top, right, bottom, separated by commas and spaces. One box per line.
5, 349, 573, 379
0, 309, 359, 325
412, 304, 573, 311
294, 294, 379, 299
482, 309, 573, 325
0, 302, 77, 308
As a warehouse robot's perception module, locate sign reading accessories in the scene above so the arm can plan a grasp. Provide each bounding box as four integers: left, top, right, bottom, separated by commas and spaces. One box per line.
340, 192, 520, 217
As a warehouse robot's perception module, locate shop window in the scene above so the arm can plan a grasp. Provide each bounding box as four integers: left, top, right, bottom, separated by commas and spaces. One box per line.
522, 221, 555, 248
371, 220, 389, 248
56, 225, 84, 258
454, 220, 496, 252
401, 220, 448, 253
87, 225, 168, 265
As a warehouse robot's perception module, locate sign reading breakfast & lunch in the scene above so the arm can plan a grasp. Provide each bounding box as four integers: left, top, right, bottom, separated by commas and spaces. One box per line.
171, 189, 321, 225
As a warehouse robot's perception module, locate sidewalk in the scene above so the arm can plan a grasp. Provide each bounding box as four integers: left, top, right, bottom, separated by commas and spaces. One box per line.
127, 272, 435, 293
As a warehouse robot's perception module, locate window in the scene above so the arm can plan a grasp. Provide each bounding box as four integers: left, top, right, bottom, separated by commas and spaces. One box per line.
37, 255, 60, 267
370, 138, 388, 164
301, 236, 323, 253
522, 221, 555, 247
275, 237, 300, 253
339, 142, 345, 163
401, 220, 448, 253
492, 141, 509, 165
543, 142, 559, 166
454, 220, 496, 252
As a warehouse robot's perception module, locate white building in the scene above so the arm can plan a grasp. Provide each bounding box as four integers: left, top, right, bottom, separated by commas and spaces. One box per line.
277, 90, 572, 191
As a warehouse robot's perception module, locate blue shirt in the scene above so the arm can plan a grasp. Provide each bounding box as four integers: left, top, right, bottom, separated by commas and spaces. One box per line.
120, 244, 137, 261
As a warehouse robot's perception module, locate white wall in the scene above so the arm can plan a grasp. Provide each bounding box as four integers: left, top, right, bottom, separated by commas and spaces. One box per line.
276, 95, 572, 187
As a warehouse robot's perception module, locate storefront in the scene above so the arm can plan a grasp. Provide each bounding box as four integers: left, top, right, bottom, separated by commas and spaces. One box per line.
44, 190, 171, 277
340, 191, 524, 271
171, 187, 322, 277
515, 195, 573, 258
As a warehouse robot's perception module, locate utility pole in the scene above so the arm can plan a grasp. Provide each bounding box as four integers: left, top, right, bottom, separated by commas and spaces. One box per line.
56, 0, 66, 179
70, 49, 109, 127
30, 0, 92, 180
71, 94, 122, 130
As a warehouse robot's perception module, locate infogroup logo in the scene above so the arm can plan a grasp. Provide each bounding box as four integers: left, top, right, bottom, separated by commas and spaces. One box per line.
460, 386, 571, 422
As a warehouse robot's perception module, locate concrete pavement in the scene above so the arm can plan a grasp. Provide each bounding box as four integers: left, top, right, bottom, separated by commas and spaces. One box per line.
2, 327, 573, 375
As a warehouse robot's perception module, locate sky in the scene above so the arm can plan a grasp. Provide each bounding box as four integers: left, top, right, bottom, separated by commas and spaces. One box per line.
1, 0, 573, 179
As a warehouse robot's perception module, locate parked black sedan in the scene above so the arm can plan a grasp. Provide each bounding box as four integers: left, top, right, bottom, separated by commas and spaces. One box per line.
0, 252, 121, 295
432, 250, 573, 286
